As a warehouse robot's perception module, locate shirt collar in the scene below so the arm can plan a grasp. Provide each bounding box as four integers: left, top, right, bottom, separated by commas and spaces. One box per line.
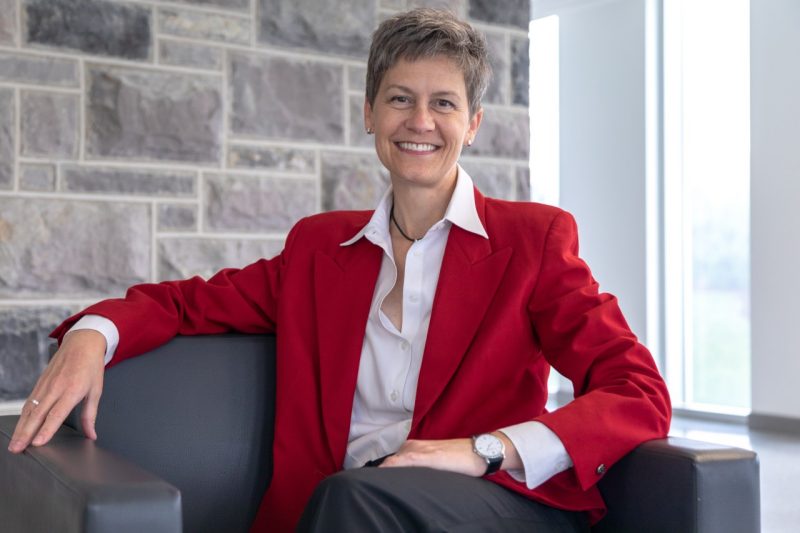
340, 165, 488, 247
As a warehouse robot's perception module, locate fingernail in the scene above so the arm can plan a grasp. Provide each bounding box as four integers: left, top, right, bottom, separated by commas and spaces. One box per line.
8, 440, 20, 452
32, 436, 44, 446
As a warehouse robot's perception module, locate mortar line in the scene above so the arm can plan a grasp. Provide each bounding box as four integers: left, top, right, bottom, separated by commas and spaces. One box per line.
78, 57, 85, 163
13, 86, 20, 191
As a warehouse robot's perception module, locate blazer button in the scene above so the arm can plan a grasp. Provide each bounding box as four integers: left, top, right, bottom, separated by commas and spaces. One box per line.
596, 464, 607, 476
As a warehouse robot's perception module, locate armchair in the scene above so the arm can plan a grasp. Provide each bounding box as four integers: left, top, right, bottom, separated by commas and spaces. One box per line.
0, 335, 760, 532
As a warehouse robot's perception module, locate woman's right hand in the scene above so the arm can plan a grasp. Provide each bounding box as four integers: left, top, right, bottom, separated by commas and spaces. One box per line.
6, 329, 106, 453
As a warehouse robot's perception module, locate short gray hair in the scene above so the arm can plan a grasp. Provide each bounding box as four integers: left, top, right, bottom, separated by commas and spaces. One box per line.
366, 8, 492, 117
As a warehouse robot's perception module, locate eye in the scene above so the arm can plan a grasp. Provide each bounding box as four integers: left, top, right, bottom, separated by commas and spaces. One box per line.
389, 95, 411, 105
434, 99, 456, 110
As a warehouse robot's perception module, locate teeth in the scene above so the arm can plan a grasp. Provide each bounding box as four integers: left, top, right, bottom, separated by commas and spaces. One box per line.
397, 142, 437, 152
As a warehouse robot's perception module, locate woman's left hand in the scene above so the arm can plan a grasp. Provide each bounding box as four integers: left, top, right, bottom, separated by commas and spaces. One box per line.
379, 438, 487, 477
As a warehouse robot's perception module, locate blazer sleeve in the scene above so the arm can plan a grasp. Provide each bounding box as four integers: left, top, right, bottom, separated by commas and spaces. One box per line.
50, 218, 307, 367
527, 211, 671, 491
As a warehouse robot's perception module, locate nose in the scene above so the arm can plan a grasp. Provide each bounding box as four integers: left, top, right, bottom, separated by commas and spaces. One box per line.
405, 104, 434, 132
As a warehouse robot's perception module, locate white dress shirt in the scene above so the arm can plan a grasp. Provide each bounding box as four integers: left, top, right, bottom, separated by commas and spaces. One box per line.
70, 166, 572, 489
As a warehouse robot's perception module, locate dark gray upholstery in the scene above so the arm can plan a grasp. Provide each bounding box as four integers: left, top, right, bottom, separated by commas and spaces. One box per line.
595, 437, 760, 533
0, 334, 760, 532
0, 417, 180, 533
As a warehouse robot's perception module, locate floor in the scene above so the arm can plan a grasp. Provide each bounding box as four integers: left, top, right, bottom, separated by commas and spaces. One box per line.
669, 415, 800, 533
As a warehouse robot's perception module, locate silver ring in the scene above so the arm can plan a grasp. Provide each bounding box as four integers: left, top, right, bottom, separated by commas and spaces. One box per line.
30, 399, 40, 407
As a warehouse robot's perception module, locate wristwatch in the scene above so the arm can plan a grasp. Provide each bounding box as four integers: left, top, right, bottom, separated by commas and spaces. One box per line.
472, 433, 505, 476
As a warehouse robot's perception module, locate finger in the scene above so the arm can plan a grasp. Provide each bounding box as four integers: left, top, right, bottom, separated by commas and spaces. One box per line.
8, 395, 57, 453
380, 452, 420, 468
31, 396, 79, 447
80, 384, 103, 441
378, 455, 399, 467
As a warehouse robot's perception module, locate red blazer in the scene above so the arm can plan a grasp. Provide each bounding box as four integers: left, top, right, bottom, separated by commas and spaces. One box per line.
53, 189, 670, 531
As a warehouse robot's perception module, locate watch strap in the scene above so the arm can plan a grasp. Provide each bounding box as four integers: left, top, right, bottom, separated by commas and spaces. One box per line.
483, 454, 503, 476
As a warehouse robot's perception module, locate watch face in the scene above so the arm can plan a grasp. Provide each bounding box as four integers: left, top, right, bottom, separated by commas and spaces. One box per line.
475, 434, 504, 458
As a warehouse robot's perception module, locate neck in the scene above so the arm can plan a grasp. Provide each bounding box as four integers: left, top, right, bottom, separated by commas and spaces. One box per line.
390, 172, 457, 239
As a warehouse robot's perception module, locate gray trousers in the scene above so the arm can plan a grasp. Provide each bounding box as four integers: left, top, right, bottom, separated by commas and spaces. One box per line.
297, 466, 590, 533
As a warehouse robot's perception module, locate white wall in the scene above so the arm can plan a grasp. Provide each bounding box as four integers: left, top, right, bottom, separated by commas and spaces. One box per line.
534, 0, 652, 345
750, 0, 800, 420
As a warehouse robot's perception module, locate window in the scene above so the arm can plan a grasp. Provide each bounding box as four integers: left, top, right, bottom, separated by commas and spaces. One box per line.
663, 0, 751, 411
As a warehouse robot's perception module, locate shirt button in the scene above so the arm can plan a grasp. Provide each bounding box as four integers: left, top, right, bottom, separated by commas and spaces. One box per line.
413, 250, 421, 257
390, 390, 398, 402
408, 294, 418, 302
596, 464, 607, 476
399, 340, 409, 351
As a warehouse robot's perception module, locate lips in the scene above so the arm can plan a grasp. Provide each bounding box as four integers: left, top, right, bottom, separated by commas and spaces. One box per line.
396, 141, 439, 153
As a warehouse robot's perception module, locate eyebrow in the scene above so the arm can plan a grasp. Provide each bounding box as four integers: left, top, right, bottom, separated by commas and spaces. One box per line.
384, 84, 462, 100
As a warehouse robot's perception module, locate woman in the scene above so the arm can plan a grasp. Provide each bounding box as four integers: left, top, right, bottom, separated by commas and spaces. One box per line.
8, 8, 670, 532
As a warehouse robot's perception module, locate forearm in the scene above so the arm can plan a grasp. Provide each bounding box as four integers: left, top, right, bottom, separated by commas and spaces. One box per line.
51, 262, 282, 364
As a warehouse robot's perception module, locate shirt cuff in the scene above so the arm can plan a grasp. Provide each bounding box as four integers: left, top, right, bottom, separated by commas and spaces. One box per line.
499, 421, 573, 490
68, 315, 119, 366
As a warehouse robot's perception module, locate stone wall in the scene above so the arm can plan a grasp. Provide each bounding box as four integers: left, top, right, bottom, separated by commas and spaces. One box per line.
0, 0, 530, 404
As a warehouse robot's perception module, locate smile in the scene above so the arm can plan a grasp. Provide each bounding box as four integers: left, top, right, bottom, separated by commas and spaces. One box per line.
396, 142, 439, 153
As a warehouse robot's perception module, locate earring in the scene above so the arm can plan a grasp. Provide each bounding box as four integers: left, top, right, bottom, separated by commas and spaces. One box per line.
466, 139, 473, 147
366, 127, 374, 134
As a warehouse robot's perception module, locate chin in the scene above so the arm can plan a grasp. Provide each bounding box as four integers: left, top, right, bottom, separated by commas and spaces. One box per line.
392, 170, 451, 189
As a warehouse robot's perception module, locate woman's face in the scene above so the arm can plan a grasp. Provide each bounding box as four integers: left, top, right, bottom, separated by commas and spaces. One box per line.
365, 56, 483, 191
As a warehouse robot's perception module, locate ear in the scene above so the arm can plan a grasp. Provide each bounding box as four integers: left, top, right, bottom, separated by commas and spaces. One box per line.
364, 98, 374, 133
466, 107, 484, 145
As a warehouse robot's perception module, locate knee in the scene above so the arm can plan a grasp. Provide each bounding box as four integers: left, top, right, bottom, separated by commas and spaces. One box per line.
298, 469, 387, 532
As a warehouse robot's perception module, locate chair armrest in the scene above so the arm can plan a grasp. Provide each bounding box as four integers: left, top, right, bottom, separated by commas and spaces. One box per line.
593, 437, 760, 533
0, 415, 181, 533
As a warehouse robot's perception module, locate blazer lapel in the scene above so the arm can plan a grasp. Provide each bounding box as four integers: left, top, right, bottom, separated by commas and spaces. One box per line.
313, 239, 382, 466
411, 192, 512, 434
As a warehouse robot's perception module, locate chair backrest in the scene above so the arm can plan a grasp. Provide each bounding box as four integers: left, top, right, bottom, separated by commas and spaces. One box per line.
67, 334, 276, 533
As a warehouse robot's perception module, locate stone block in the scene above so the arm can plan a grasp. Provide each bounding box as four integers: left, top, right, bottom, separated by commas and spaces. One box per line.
158, 7, 250, 45
348, 65, 367, 93
227, 144, 316, 174
349, 94, 373, 148
0, 51, 79, 87
156, 0, 249, 10
0, 198, 151, 298
0, 89, 13, 190
20, 91, 79, 158
470, 107, 528, 160
0, 0, 17, 45
321, 151, 388, 211
408, 0, 468, 17
460, 160, 516, 200
158, 237, 284, 281
516, 165, 530, 201
484, 30, 509, 105
157, 203, 198, 232
159, 39, 223, 70
20, 163, 56, 192
469, 0, 530, 29
257, 0, 374, 57
24, 0, 151, 60
62, 165, 196, 197
229, 52, 343, 143
380, 0, 405, 9
0, 307, 74, 401
204, 173, 317, 232
511, 36, 529, 106
86, 65, 223, 163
